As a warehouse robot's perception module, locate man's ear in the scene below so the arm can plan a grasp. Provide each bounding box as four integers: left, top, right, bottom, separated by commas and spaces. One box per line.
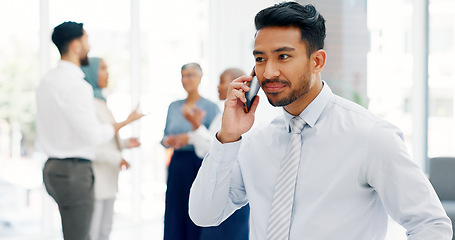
311, 49, 326, 73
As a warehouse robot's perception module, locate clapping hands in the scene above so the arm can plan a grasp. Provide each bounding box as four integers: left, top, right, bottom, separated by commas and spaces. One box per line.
162, 134, 189, 150
182, 104, 206, 130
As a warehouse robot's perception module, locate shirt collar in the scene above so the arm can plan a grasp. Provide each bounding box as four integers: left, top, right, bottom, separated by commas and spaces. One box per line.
58, 60, 86, 79
283, 80, 332, 130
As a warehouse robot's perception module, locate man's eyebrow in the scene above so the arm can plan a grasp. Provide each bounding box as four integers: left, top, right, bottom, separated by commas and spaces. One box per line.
253, 50, 263, 55
274, 47, 295, 52
253, 47, 296, 55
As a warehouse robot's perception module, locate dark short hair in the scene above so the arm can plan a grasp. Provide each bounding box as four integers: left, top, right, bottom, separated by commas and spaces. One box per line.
181, 62, 203, 76
51, 21, 84, 55
254, 2, 326, 56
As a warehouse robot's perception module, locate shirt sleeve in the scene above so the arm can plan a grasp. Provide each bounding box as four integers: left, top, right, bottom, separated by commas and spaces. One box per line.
187, 125, 212, 158
364, 121, 453, 239
189, 136, 248, 226
59, 83, 114, 146
120, 138, 129, 149
188, 113, 222, 158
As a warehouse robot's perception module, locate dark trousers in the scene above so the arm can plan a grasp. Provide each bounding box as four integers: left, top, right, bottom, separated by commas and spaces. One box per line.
199, 204, 250, 240
164, 151, 203, 240
43, 158, 94, 240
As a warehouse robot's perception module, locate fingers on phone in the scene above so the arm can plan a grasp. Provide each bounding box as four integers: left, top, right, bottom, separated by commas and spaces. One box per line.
230, 81, 250, 93
249, 95, 260, 113
232, 75, 253, 83
227, 76, 253, 104
232, 89, 247, 103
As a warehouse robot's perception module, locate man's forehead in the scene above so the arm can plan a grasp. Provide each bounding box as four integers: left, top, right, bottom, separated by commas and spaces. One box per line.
253, 26, 303, 52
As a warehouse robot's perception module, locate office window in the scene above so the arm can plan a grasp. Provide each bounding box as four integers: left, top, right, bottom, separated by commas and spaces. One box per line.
428, 0, 455, 157
367, 0, 414, 155
0, 0, 41, 237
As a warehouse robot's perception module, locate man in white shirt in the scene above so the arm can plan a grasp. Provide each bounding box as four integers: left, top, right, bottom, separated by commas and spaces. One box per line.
36, 22, 142, 240
189, 2, 452, 240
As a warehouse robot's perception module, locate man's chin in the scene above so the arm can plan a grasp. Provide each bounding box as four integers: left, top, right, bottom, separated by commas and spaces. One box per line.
265, 92, 286, 107
267, 96, 289, 107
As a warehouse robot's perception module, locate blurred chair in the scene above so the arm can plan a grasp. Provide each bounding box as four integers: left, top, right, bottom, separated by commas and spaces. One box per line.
429, 157, 455, 238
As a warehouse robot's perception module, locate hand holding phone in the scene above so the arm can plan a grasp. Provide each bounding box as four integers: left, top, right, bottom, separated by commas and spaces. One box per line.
244, 69, 260, 113
217, 69, 259, 143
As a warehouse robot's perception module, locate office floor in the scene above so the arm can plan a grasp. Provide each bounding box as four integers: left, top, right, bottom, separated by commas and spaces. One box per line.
0, 205, 405, 240
0, 218, 405, 240
0, 216, 164, 240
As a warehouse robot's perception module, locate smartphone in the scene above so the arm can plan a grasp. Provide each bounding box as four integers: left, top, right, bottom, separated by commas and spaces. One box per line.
244, 69, 260, 113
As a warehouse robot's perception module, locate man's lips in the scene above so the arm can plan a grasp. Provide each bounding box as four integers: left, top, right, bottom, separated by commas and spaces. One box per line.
263, 82, 288, 93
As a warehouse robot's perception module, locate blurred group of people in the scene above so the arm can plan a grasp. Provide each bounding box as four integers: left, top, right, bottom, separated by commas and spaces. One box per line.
37, 20, 250, 240
37, 22, 145, 240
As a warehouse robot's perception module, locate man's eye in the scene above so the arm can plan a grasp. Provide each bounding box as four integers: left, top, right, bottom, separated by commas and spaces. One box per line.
255, 57, 265, 62
279, 54, 290, 60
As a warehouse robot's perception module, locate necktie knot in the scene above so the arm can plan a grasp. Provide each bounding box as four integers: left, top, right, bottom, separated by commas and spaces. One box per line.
290, 116, 305, 134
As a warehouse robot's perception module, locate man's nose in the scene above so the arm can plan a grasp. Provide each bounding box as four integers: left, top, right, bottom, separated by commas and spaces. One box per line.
263, 61, 280, 80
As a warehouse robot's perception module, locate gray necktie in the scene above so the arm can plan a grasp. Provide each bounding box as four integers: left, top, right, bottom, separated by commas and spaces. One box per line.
266, 116, 305, 240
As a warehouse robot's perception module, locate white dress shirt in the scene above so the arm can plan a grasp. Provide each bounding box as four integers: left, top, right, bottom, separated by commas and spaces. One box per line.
189, 82, 452, 240
188, 113, 222, 159
36, 60, 114, 160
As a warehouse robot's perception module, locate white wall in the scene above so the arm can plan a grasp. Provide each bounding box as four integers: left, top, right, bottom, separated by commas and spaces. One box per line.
207, 0, 283, 126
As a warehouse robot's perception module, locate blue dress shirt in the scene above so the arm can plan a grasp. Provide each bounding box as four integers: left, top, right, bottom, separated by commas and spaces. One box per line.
189, 82, 452, 240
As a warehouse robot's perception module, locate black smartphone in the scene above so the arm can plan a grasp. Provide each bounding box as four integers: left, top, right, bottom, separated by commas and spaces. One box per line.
244, 69, 260, 113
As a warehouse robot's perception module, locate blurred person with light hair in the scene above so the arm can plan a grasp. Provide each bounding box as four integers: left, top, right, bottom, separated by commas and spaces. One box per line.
36, 22, 143, 240
161, 62, 220, 240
